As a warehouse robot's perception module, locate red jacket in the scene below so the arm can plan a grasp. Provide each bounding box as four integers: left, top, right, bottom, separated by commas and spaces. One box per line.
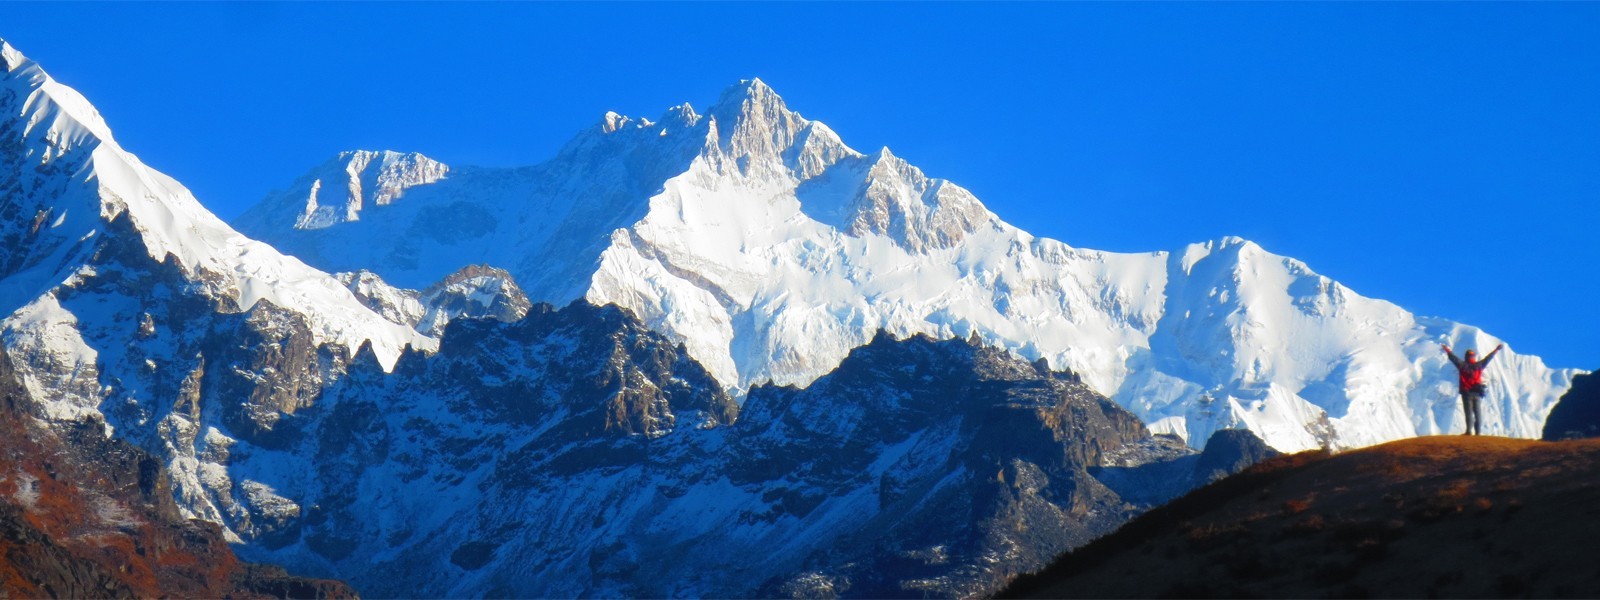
1446, 347, 1501, 393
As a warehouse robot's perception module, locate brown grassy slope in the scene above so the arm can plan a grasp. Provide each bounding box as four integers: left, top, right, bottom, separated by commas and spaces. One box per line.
1001, 436, 1600, 599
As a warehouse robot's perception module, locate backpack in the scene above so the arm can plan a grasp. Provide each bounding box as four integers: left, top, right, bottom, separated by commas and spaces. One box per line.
1459, 362, 1486, 391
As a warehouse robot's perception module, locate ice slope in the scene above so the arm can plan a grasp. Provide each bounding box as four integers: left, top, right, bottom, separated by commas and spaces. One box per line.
236, 78, 1578, 452
0, 39, 432, 368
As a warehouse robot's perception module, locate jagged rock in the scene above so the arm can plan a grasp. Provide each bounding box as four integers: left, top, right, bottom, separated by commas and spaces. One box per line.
339, 264, 532, 336
742, 332, 1149, 597
1090, 428, 1279, 510
1543, 371, 1600, 440
206, 311, 1245, 598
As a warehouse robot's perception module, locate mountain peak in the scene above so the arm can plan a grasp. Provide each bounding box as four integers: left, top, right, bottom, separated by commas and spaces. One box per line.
714, 77, 778, 106
658, 102, 700, 128
598, 110, 631, 133
1, 38, 116, 147
701, 78, 816, 177
707, 78, 800, 133
1, 38, 25, 71
250, 149, 450, 230
1, 39, 434, 377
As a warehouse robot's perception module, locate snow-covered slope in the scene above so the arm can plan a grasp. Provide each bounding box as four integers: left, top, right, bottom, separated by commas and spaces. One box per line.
0, 38, 436, 537
238, 78, 1579, 452
0, 40, 431, 367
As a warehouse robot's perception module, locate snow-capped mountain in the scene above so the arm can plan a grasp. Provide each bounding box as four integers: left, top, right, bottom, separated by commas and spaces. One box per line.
0, 38, 1305, 597
236, 78, 1580, 452
0, 38, 449, 538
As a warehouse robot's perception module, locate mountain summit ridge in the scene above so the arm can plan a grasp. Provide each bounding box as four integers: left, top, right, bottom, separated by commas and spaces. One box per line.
233, 78, 1578, 453
0, 36, 438, 542
0, 38, 432, 369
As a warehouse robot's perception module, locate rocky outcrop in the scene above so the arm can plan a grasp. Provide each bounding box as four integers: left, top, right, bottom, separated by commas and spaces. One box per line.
743, 331, 1150, 597
1091, 428, 1280, 510
339, 264, 532, 336
1543, 371, 1600, 440
1193, 428, 1281, 483
234, 150, 449, 231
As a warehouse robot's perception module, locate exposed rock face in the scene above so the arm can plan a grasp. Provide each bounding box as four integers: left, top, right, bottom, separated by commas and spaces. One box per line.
16, 210, 370, 530
1092, 428, 1280, 510
337, 269, 426, 327
338, 264, 531, 337
740, 332, 1150, 597
1, 36, 432, 547
236, 150, 450, 231
1543, 371, 1600, 440
828, 148, 989, 252
224, 318, 1266, 599
0, 343, 353, 598
1193, 428, 1282, 483
224, 301, 735, 596
417, 264, 532, 335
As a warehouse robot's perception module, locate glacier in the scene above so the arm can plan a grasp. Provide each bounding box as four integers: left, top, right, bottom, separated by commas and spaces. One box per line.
235, 78, 1579, 453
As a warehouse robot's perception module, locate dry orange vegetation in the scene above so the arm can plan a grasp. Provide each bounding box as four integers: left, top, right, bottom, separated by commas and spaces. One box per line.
0, 353, 354, 599
1002, 436, 1600, 599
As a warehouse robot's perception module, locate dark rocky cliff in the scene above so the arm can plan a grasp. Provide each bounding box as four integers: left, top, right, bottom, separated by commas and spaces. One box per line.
1543, 370, 1600, 440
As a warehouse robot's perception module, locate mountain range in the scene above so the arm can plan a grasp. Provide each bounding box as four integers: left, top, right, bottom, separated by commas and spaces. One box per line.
0, 35, 1587, 597
233, 78, 1576, 453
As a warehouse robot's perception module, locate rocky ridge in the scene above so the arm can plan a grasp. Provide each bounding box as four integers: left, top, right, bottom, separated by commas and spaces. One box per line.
226, 314, 1273, 598
337, 264, 532, 337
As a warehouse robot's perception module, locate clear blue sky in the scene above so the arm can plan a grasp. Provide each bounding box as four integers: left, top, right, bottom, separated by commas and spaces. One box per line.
5, 2, 1597, 369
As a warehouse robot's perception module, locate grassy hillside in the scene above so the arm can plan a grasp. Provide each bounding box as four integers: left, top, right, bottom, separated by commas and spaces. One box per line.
1002, 436, 1600, 598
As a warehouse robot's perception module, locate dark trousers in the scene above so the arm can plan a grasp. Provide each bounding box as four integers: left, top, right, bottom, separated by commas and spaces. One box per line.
1461, 387, 1484, 435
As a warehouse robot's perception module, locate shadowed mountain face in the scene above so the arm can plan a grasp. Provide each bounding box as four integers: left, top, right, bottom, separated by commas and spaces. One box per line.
1092, 428, 1283, 510
215, 317, 1272, 598
1543, 370, 1600, 440
1001, 436, 1600, 599
739, 333, 1152, 597
0, 344, 353, 598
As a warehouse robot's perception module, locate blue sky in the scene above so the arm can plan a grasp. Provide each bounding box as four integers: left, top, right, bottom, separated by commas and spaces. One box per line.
5, 2, 1597, 368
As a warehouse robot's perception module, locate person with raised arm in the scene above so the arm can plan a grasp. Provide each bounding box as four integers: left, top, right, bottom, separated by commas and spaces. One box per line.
1441, 342, 1504, 436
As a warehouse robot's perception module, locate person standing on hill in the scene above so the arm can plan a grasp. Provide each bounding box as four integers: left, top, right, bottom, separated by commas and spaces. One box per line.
1442, 343, 1504, 436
